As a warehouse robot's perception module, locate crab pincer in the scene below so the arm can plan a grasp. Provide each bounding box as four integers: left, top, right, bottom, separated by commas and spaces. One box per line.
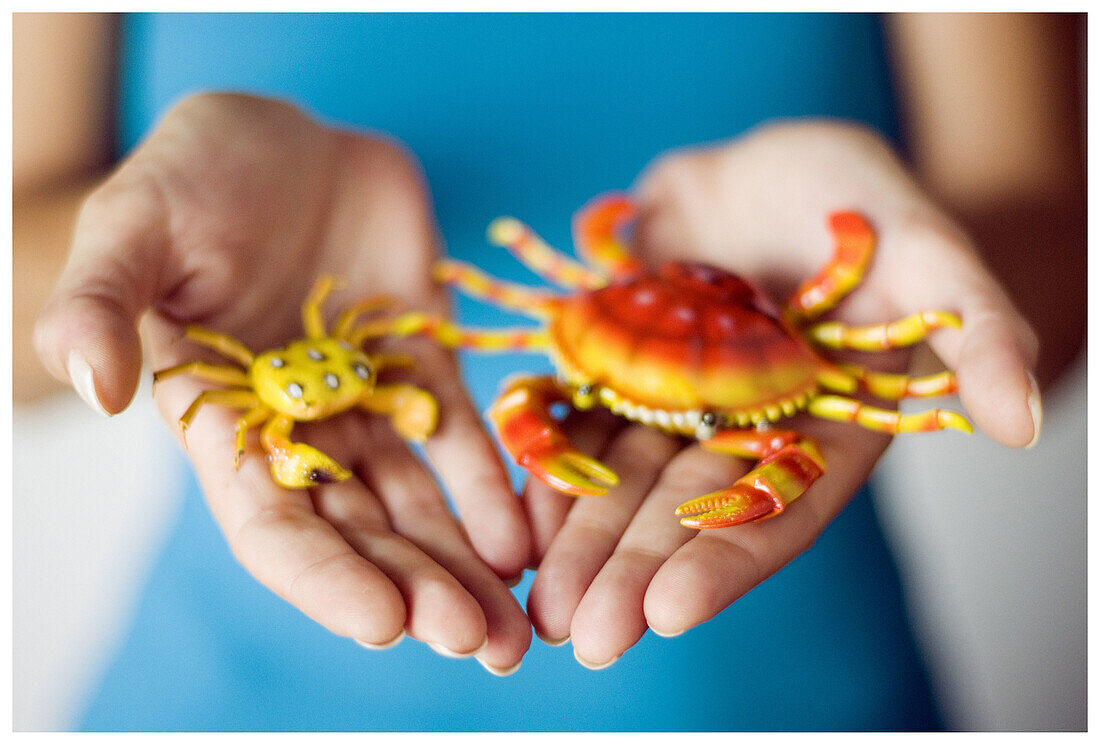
675, 432, 827, 529
488, 376, 619, 496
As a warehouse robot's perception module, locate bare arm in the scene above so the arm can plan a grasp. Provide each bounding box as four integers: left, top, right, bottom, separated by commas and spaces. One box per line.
887, 12, 1085, 386
13, 12, 117, 402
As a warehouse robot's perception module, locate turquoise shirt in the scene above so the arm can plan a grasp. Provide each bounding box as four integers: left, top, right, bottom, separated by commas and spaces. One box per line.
80, 13, 941, 731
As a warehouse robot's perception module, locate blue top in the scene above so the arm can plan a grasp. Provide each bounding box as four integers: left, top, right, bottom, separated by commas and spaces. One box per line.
79, 12, 941, 731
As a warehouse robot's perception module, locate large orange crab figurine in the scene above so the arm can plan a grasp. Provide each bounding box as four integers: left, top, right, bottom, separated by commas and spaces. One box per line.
153, 277, 438, 488
374, 193, 971, 529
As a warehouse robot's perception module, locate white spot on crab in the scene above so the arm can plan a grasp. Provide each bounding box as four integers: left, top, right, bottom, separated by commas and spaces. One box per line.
673, 306, 696, 323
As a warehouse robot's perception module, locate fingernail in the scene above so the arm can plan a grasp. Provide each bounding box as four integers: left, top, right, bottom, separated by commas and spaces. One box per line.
355, 630, 405, 650
68, 350, 111, 417
534, 628, 570, 647
574, 648, 619, 670
476, 656, 522, 677
650, 626, 685, 639
1025, 371, 1043, 449
429, 636, 489, 659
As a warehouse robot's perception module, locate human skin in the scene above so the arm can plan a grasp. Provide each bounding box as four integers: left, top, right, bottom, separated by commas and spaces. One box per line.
16, 13, 1082, 672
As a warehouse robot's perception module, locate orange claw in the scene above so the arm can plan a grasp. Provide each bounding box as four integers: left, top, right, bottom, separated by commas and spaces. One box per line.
523, 442, 620, 497
488, 375, 620, 496
675, 439, 826, 529
675, 484, 781, 529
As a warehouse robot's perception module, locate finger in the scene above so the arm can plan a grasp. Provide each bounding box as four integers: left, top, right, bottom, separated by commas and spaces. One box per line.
152, 366, 408, 645
951, 301, 1040, 448
34, 177, 171, 415
569, 444, 749, 665
522, 407, 625, 567
357, 417, 531, 675
879, 221, 1041, 448
393, 338, 532, 580
643, 418, 885, 637
308, 467, 492, 653
526, 425, 682, 649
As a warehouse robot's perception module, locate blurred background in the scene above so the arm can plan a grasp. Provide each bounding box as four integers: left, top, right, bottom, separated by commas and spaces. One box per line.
13, 12, 1085, 731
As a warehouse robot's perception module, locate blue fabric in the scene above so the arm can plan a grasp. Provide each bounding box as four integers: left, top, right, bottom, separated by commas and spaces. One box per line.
80, 12, 941, 731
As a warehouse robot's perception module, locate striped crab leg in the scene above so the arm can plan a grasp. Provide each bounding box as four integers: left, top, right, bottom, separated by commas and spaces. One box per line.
572, 192, 643, 280
488, 375, 619, 497
805, 310, 962, 351
834, 363, 958, 400
808, 395, 972, 434
487, 216, 605, 290
349, 312, 551, 352
675, 429, 826, 529
785, 211, 875, 322
431, 259, 562, 320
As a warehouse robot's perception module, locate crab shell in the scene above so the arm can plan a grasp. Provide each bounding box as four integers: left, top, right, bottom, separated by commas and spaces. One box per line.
548, 262, 824, 428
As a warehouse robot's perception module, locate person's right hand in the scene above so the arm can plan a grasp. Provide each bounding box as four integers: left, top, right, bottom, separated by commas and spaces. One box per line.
34, 93, 532, 674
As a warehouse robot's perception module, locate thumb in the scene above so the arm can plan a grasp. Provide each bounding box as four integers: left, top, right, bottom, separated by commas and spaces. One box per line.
34, 181, 170, 415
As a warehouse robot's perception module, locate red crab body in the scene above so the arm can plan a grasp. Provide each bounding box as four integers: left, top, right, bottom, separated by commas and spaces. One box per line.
550, 262, 823, 422
389, 193, 971, 528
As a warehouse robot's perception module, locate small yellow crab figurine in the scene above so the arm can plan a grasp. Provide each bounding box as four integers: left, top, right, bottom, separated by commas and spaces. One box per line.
153, 278, 438, 488
374, 193, 971, 529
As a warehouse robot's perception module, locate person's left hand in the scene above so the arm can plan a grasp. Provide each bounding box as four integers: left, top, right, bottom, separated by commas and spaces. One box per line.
521, 121, 1040, 668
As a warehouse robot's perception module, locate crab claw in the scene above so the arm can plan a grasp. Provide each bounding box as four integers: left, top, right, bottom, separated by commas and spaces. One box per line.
675, 484, 782, 529
267, 442, 352, 489
488, 375, 620, 497
523, 443, 620, 497
388, 388, 439, 443
676, 440, 826, 529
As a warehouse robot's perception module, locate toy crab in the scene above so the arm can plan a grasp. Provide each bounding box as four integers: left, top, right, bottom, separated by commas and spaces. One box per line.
374, 193, 971, 529
153, 277, 438, 488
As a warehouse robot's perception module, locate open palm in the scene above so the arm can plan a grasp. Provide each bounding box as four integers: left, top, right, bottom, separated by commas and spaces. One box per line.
35, 93, 532, 674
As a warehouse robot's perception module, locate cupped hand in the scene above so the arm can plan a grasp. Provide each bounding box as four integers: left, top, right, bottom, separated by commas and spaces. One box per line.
524, 120, 1040, 668
34, 93, 531, 673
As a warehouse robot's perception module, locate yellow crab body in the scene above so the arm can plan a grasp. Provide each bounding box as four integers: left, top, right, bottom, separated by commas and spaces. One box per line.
154, 278, 438, 489
250, 338, 377, 421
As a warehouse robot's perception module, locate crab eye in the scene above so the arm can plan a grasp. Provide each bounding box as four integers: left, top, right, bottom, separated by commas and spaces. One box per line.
352, 362, 371, 380
696, 411, 719, 440
270, 357, 285, 368
324, 373, 340, 390
286, 382, 304, 399
572, 383, 597, 410
307, 348, 326, 361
